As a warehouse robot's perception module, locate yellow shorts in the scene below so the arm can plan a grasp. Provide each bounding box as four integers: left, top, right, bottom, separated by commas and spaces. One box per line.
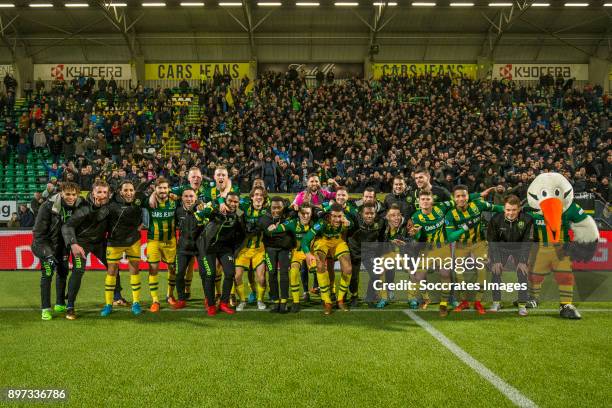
236, 246, 265, 270
106, 241, 141, 264
531, 246, 572, 273
313, 237, 350, 260
411, 245, 452, 273
454, 241, 488, 260
147, 239, 176, 264
290, 249, 317, 269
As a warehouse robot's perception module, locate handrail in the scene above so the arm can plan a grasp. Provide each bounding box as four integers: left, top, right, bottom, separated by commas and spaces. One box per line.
159, 135, 177, 159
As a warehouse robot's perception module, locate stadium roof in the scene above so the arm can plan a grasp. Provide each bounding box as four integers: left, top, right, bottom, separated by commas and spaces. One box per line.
0, 0, 609, 63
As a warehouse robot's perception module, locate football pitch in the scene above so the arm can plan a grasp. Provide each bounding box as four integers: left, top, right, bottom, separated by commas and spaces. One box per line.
1, 270, 611, 408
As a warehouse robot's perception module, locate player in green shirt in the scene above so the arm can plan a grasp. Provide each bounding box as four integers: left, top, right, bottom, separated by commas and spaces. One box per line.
267, 204, 315, 312
444, 185, 503, 315
234, 186, 269, 311
301, 203, 353, 314
141, 177, 180, 312
170, 167, 208, 201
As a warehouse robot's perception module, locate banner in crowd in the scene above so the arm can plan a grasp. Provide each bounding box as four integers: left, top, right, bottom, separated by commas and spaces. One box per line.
1, 230, 169, 271
144, 62, 250, 80
492, 63, 589, 81
371, 63, 478, 79
33, 64, 132, 81
0, 64, 14, 77
0, 201, 16, 222
259, 63, 363, 79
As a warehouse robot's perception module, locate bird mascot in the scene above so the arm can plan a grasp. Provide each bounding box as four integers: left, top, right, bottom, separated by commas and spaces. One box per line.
526, 172, 600, 319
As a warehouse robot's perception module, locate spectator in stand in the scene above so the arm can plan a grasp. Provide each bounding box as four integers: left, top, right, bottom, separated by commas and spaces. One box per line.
16, 137, 30, 165
41, 161, 64, 181
17, 204, 35, 228
7, 213, 19, 228
33, 127, 47, 152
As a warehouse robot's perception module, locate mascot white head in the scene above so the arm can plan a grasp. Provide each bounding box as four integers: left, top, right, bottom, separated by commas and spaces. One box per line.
527, 172, 573, 243
527, 172, 598, 244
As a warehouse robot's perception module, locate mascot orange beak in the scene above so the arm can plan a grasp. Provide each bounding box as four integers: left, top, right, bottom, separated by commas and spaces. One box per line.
540, 197, 563, 243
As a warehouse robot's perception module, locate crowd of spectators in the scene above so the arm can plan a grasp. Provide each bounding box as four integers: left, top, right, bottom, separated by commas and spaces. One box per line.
1, 70, 610, 210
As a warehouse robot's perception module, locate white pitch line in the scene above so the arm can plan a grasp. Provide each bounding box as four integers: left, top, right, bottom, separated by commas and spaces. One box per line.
404, 310, 538, 408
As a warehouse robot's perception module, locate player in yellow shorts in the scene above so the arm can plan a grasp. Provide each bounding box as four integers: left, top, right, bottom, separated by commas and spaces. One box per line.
142, 177, 179, 312
101, 180, 144, 317
301, 203, 353, 314
234, 187, 269, 311
107, 240, 141, 264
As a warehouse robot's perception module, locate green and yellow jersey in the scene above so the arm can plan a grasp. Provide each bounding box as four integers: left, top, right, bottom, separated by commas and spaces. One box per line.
301, 220, 352, 253
202, 181, 240, 204
412, 200, 454, 246
240, 197, 268, 249
171, 184, 208, 202
526, 202, 588, 245
193, 202, 216, 225
144, 198, 178, 242
271, 218, 312, 251
445, 199, 503, 244
322, 200, 359, 222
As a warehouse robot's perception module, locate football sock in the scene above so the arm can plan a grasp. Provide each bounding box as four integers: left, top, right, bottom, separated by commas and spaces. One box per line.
105, 275, 116, 305
257, 283, 266, 302
130, 274, 141, 303
167, 274, 176, 298
290, 265, 301, 303
149, 274, 159, 303
336, 273, 351, 301
316, 271, 332, 304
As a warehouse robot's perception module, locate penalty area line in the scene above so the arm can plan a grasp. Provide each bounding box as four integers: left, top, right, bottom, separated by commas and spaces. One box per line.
403, 310, 538, 408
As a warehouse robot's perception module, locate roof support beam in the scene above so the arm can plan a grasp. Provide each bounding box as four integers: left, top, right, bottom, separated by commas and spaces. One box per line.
520, 16, 596, 59
0, 13, 19, 60
352, 3, 396, 61
223, 2, 275, 60
480, 0, 535, 59
93, 1, 143, 59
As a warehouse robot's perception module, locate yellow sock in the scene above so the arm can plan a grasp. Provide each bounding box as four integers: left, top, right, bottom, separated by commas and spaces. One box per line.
290, 266, 301, 304
317, 271, 332, 304
257, 283, 266, 302
559, 285, 574, 304
130, 274, 141, 303
149, 274, 159, 303
336, 273, 351, 301
105, 274, 116, 305
408, 276, 418, 301
280, 298, 287, 304
236, 278, 246, 301
167, 274, 176, 298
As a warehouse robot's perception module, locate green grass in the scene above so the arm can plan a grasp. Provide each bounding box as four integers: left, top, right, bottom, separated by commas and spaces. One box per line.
0, 271, 610, 407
